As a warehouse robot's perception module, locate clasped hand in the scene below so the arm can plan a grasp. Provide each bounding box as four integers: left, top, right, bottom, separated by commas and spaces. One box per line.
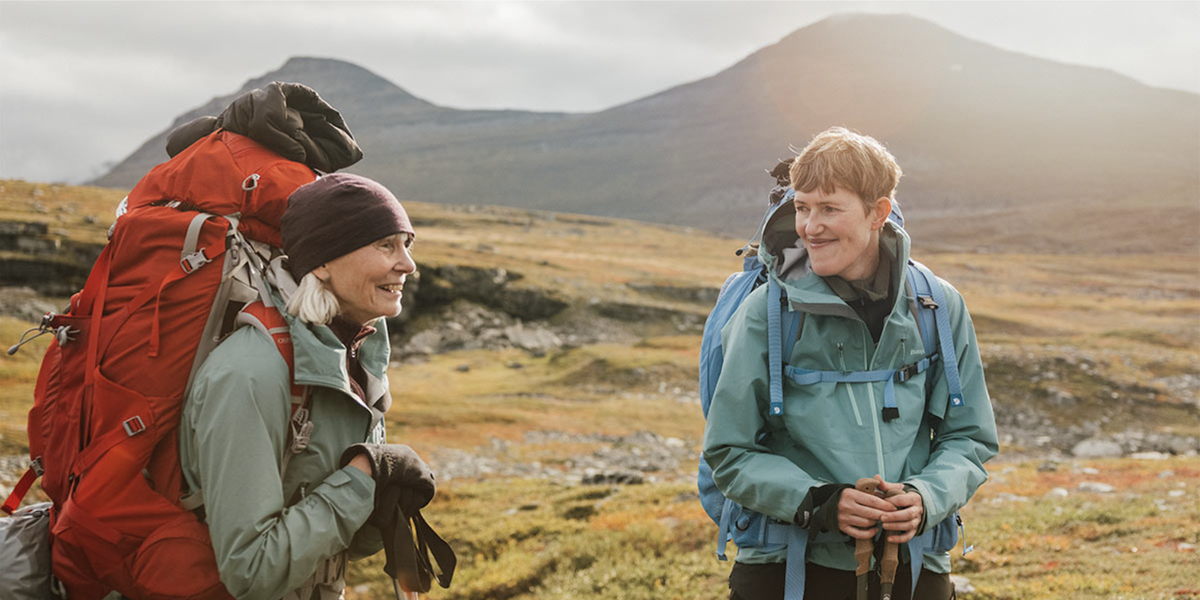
836, 476, 923, 543
342, 443, 436, 525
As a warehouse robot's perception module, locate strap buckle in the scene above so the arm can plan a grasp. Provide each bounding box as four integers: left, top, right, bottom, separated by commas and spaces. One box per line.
895, 363, 920, 383
917, 295, 938, 310
180, 248, 211, 273
123, 416, 147, 437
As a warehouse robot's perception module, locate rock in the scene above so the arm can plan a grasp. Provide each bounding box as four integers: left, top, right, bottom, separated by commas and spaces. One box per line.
1130, 451, 1170, 460
0, 286, 60, 323
503, 322, 562, 353
950, 575, 975, 594
1072, 439, 1124, 458
582, 469, 644, 485
1078, 481, 1115, 493
1159, 470, 1175, 478
1179, 543, 1195, 552
991, 493, 1029, 503
1037, 461, 1059, 472
505, 361, 523, 369
1046, 488, 1070, 498
1079, 467, 1100, 475
455, 364, 471, 372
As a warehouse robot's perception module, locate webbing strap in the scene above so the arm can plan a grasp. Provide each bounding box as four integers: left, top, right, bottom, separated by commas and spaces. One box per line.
767, 279, 785, 416
715, 498, 736, 561
1, 467, 39, 514
906, 531, 931, 597
904, 266, 937, 358
783, 357, 936, 419
784, 525, 808, 600
180, 212, 213, 268
761, 523, 846, 600
910, 261, 964, 407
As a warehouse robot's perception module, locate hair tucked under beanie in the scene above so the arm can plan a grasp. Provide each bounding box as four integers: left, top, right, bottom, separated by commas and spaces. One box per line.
281, 173, 414, 278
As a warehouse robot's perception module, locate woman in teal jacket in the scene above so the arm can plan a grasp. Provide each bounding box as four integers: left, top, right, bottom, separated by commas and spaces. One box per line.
703, 127, 998, 600
181, 174, 435, 599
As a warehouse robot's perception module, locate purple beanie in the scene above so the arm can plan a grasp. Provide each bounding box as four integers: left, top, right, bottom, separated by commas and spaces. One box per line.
281, 173, 414, 278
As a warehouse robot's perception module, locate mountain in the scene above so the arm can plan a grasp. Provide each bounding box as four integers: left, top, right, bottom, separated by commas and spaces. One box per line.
92, 13, 1200, 254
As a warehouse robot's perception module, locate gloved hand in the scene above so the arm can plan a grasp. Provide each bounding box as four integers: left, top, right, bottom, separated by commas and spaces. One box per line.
340, 443, 435, 525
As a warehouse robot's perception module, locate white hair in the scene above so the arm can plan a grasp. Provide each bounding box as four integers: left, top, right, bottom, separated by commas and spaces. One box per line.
284, 272, 340, 325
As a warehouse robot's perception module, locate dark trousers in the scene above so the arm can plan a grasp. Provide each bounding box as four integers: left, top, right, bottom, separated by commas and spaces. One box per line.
729, 561, 956, 600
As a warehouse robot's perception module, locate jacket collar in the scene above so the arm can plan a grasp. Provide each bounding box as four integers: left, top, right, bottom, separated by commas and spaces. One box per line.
758, 213, 912, 317
280, 303, 392, 413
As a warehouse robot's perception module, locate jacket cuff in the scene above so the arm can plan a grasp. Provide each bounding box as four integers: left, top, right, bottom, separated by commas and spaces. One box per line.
902, 483, 928, 535
794, 483, 852, 531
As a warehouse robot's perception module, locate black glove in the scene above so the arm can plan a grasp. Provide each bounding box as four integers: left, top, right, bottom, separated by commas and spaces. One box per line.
340, 443, 435, 525
794, 483, 852, 532
341, 443, 455, 596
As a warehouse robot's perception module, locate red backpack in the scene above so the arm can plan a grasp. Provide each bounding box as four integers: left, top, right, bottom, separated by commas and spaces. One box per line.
3, 130, 315, 600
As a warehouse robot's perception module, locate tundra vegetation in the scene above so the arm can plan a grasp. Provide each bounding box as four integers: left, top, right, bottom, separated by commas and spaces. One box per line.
0, 180, 1197, 599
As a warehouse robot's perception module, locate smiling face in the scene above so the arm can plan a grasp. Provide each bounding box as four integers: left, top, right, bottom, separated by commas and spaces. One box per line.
314, 233, 416, 325
793, 187, 891, 281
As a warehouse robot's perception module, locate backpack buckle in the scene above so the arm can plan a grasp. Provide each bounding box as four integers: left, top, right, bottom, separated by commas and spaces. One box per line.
123, 416, 147, 437
917, 296, 938, 310
895, 363, 919, 383
180, 248, 211, 273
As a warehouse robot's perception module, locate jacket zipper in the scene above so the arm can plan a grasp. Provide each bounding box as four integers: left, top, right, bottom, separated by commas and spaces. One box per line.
863, 328, 887, 477
838, 343, 864, 427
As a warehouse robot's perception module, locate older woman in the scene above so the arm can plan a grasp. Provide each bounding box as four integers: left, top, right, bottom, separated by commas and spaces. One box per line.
703, 128, 998, 600
179, 173, 434, 600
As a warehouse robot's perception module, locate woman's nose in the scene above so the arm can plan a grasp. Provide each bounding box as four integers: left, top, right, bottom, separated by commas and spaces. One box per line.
395, 247, 417, 274
803, 213, 823, 235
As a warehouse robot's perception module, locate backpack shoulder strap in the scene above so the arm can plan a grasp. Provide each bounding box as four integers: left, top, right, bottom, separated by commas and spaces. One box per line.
767, 278, 785, 416
905, 260, 964, 408
183, 302, 312, 513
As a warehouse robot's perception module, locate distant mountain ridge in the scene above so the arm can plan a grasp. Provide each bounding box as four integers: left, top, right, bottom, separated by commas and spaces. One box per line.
92, 13, 1200, 254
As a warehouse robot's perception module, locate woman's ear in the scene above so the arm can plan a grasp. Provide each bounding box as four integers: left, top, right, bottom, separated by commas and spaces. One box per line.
872, 197, 893, 230
312, 264, 330, 283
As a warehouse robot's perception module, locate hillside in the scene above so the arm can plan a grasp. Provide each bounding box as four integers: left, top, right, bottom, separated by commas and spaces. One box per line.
89, 13, 1199, 255
1, 178, 1199, 598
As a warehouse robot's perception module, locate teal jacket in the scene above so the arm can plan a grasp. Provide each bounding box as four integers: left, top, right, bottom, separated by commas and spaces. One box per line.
179, 309, 390, 599
702, 220, 998, 572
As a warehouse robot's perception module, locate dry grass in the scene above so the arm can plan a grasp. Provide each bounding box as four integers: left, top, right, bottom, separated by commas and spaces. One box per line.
1, 178, 1198, 599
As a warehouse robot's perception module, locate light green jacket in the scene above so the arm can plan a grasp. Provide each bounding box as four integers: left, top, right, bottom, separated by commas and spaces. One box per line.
702, 220, 998, 572
179, 309, 390, 599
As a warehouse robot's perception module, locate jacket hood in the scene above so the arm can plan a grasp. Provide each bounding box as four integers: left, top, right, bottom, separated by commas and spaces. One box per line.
756, 200, 912, 314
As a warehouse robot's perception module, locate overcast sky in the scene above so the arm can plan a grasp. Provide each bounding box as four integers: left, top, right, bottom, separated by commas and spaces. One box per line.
1, 1, 1197, 184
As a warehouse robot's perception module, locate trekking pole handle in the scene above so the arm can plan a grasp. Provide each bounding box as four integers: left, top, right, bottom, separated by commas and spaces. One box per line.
853, 478, 878, 577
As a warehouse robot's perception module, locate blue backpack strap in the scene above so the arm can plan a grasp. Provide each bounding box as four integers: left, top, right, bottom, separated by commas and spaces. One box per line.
784, 526, 808, 600
767, 278, 785, 416
904, 265, 937, 358
716, 497, 736, 561
908, 261, 964, 407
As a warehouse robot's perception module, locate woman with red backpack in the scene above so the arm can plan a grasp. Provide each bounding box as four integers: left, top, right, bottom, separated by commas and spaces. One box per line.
180, 174, 441, 599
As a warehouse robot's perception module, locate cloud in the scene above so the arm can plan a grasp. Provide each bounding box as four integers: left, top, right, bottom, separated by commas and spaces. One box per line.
1, 0, 1196, 183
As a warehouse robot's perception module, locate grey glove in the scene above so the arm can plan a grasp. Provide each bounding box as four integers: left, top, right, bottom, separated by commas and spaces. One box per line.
340, 443, 435, 524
